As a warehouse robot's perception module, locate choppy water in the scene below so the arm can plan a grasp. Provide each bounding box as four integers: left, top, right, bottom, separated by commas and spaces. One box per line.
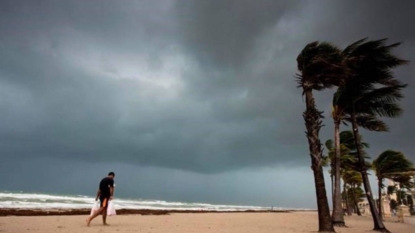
0, 191, 308, 211
0, 192, 316, 211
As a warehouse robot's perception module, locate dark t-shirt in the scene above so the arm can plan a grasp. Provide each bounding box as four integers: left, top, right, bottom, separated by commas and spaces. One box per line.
99, 177, 114, 198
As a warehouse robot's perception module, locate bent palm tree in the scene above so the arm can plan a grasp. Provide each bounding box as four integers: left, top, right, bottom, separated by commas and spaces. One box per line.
296, 41, 344, 232
373, 150, 414, 221
330, 91, 387, 226
340, 38, 408, 233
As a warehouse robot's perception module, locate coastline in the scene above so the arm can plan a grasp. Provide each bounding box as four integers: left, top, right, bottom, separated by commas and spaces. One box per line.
0, 208, 295, 216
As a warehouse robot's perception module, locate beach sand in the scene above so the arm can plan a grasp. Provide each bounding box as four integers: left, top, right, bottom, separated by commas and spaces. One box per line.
0, 212, 414, 233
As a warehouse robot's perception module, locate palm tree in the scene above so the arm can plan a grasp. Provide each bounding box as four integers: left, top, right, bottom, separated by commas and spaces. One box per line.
331, 98, 347, 225
330, 91, 387, 226
296, 41, 344, 232
330, 130, 372, 217
372, 150, 414, 221
350, 186, 365, 215
343, 170, 364, 215
324, 138, 350, 203
325, 133, 359, 202
339, 38, 409, 233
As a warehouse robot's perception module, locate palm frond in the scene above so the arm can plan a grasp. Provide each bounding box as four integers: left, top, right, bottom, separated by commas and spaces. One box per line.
325, 139, 334, 151
343, 115, 389, 132
296, 41, 345, 91
372, 150, 414, 181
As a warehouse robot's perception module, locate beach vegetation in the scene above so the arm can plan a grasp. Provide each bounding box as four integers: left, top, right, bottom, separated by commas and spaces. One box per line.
296, 41, 344, 232
298, 38, 408, 233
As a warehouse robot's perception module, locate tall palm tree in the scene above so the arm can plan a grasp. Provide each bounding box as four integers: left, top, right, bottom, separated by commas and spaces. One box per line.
339, 38, 408, 233
330, 91, 387, 226
373, 150, 414, 221
324, 138, 350, 202
331, 96, 347, 226
325, 132, 362, 201
296, 41, 344, 232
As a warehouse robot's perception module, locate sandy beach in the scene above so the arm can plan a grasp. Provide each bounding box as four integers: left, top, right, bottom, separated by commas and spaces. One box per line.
1, 211, 414, 233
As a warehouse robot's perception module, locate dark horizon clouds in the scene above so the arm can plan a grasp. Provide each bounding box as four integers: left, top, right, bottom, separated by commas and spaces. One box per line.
0, 0, 414, 207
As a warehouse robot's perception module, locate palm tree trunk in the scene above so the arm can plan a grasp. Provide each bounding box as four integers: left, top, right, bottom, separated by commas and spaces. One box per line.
353, 198, 359, 214
351, 185, 361, 216
351, 110, 389, 233
331, 174, 334, 204
330, 164, 334, 211
330, 154, 334, 201
344, 183, 352, 215
377, 178, 384, 221
332, 119, 346, 226
304, 90, 335, 232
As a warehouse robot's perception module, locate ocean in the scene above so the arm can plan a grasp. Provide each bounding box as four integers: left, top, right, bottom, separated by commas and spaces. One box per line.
0, 191, 305, 211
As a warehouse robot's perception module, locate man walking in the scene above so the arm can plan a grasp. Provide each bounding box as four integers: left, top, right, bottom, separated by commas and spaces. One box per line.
86, 172, 115, 226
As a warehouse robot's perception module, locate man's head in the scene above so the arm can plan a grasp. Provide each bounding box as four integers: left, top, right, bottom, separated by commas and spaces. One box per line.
108, 172, 115, 179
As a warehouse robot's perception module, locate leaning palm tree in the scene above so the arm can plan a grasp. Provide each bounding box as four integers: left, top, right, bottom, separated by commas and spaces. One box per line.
339, 38, 409, 233
372, 150, 414, 221
330, 91, 387, 226
296, 41, 344, 232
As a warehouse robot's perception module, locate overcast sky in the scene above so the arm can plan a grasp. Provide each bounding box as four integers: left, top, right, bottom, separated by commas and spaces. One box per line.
0, 0, 414, 209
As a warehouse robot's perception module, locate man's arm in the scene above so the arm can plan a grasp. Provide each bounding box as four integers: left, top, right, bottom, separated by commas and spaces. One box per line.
109, 187, 114, 200
95, 189, 101, 201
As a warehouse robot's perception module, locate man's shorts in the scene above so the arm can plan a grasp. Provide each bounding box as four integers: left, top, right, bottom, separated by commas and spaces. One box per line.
99, 196, 110, 208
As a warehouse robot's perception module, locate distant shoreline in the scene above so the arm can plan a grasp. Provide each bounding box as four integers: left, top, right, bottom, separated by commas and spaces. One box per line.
0, 208, 315, 216
0, 191, 314, 213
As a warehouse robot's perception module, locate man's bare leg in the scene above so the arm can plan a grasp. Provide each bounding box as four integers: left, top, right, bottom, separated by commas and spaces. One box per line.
86, 207, 104, 226
102, 207, 109, 225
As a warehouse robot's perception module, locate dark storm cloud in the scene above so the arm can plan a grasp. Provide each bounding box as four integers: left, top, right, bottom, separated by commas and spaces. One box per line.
176, 0, 301, 67
0, 0, 414, 178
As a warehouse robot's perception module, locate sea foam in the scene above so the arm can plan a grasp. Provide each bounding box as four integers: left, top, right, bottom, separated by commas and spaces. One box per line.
0, 191, 306, 211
